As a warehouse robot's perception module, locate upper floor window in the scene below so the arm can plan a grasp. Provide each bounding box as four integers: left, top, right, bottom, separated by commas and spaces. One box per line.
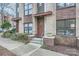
56, 3, 76, 9
24, 3, 32, 15
39, 3, 42, 6
37, 3, 44, 13
16, 3, 19, 17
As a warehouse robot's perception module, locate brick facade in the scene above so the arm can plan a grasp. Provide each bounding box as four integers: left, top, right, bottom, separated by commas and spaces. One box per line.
56, 7, 76, 20
24, 15, 32, 23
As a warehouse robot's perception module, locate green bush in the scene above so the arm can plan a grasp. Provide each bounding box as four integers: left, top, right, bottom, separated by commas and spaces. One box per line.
10, 33, 17, 40
10, 33, 29, 43
10, 28, 16, 33
1, 20, 11, 30
1, 31, 12, 38
1, 28, 16, 38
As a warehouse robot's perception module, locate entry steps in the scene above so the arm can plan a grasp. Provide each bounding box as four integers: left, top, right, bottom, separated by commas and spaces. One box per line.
30, 38, 43, 45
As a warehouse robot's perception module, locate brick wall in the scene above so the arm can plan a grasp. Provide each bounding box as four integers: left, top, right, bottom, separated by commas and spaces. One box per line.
24, 15, 32, 23
54, 35, 77, 47
56, 7, 76, 20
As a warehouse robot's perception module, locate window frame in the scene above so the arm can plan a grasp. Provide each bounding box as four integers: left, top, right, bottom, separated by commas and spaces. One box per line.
56, 3, 76, 10
24, 23, 33, 35
24, 3, 32, 15
37, 3, 44, 13
56, 19, 76, 36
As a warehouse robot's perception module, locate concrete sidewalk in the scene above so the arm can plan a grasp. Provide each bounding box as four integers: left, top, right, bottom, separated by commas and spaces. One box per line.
29, 48, 67, 56
11, 43, 41, 56
0, 37, 24, 50
0, 37, 67, 56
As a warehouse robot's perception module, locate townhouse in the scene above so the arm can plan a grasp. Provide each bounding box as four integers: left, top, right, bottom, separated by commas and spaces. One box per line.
14, 3, 77, 37
12, 3, 79, 47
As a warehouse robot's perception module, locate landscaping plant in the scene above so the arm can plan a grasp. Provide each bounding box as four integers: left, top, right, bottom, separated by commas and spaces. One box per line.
10, 33, 29, 44
1, 20, 11, 30
1, 28, 16, 38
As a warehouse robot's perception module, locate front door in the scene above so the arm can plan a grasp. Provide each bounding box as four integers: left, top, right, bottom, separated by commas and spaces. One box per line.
16, 21, 19, 32
37, 17, 44, 37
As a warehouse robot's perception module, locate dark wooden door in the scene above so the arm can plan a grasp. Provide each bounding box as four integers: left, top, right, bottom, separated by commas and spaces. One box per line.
16, 21, 19, 32
37, 17, 44, 37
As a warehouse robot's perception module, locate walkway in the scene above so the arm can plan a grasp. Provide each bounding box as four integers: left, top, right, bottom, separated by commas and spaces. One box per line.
0, 37, 67, 56
0, 36, 24, 50
30, 48, 67, 56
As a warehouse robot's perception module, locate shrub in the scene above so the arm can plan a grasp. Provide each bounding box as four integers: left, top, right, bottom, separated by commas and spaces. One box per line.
10, 28, 16, 33
1, 20, 11, 30
1, 31, 12, 38
10, 33, 17, 40
1, 28, 16, 38
10, 33, 29, 43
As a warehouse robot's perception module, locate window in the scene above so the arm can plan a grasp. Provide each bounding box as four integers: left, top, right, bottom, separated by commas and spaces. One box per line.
16, 3, 19, 17
66, 3, 75, 7
39, 3, 42, 6
24, 23, 33, 34
56, 19, 76, 36
37, 3, 44, 13
56, 3, 76, 9
57, 3, 65, 8
24, 3, 32, 15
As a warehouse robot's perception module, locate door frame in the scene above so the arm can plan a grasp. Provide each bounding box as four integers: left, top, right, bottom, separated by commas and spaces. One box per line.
36, 16, 44, 37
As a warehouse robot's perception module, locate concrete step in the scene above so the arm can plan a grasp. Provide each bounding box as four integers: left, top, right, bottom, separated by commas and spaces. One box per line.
31, 40, 42, 44
11, 43, 41, 56
30, 38, 43, 45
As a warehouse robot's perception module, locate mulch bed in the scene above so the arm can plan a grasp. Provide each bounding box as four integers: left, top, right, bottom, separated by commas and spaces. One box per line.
0, 46, 16, 56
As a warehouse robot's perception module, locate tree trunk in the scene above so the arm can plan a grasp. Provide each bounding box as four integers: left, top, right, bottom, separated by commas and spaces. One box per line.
1, 10, 4, 24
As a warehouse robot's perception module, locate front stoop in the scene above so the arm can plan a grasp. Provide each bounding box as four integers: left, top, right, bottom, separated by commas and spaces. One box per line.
30, 38, 43, 45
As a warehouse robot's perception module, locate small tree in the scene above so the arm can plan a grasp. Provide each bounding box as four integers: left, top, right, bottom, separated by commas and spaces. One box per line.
1, 20, 11, 30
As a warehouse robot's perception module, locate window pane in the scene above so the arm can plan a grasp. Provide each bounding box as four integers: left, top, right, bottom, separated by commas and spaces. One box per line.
25, 11, 28, 15
29, 30, 32, 34
24, 23, 32, 34
29, 9, 32, 14
29, 23, 32, 27
25, 3, 28, 6
24, 24, 28, 27
66, 3, 75, 7
65, 29, 75, 36
28, 23, 32, 34
57, 3, 75, 9
29, 4, 32, 9
57, 3, 65, 8
65, 19, 75, 28
56, 20, 64, 28
29, 27, 32, 34
57, 30, 65, 35
25, 6, 28, 10
39, 3, 42, 6
24, 27, 28, 33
